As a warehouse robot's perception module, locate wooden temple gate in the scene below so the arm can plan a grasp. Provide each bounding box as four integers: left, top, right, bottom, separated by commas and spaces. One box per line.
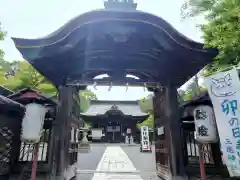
10, 1, 218, 179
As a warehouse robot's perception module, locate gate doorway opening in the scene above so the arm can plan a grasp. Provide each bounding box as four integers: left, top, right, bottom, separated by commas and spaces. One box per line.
106, 122, 120, 142
11, 1, 217, 179
81, 99, 149, 143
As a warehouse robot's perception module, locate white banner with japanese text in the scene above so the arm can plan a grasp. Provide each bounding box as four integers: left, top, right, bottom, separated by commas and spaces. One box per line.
205, 68, 240, 177
141, 126, 150, 147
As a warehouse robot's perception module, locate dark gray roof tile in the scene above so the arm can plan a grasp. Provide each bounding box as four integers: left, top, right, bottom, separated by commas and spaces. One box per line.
81, 100, 146, 116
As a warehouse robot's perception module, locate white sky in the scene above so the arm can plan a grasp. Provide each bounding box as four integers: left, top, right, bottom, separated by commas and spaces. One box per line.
0, 0, 204, 100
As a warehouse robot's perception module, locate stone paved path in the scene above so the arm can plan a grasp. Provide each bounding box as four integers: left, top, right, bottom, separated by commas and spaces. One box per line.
92, 146, 143, 180
75, 144, 158, 180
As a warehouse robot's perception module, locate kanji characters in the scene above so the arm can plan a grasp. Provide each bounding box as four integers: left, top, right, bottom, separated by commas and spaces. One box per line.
195, 109, 207, 120
232, 127, 240, 138
197, 125, 208, 136
221, 100, 237, 116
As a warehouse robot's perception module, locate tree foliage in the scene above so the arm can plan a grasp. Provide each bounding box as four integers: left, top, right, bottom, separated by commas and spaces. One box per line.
138, 95, 154, 129
0, 59, 97, 112
137, 114, 154, 129
0, 60, 57, 95
181, 77, 207, 101
181, 0, 240, 74
137, 83, 206, 128
0, 23, 6, 62
79, 90, 97, 112
139, 94, 153, 113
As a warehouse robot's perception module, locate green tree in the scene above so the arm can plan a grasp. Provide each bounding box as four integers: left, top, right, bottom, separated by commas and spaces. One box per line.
0, 60, 22, 90
181, 0, 240, 74
180, 77, 201, 101
0, 59, 97, 112
181, 90, 195, 101
179, 84, 207, 102
79, 90, 97, 112
138, 95, 154, 129
137, 82, 208, 129
178, 89, 187, 102
0, 60, 57, 95
139, 94, 153, 113
0, 23, 6, 62
137, 114, 154, 129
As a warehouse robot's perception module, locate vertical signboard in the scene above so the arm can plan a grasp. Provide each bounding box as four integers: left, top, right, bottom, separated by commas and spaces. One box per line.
205, 68, 240, 177
141, 126, 150, 147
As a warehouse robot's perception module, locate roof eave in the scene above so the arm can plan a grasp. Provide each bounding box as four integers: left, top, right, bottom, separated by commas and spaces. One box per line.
12, 10, 217, 55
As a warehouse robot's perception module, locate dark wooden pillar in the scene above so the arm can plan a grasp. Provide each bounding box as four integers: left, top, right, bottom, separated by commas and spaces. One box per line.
154, 86, 186, 180
53, 86, 74, 179
166, 85, 186, 180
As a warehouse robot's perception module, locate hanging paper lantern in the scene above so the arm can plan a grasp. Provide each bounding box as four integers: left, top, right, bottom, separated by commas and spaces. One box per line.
21, 103, 47, 143
193, 105, 218, 143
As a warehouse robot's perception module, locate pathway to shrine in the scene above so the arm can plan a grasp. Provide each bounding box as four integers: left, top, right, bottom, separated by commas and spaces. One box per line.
76, 144, 158, 180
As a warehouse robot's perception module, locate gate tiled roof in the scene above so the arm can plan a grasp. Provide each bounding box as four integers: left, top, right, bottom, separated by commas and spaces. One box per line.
12, 9, 218, 87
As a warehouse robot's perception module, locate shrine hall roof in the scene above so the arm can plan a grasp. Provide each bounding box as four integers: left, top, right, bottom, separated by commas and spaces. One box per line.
81, 100, 147, 117
0, 85, 14, 96
12, 9, 218, 87
0, 95, 25, 112
7, 88, 58, 105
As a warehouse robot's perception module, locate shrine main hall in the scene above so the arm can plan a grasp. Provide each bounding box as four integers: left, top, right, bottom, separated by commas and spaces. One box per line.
80, 100, 148, 143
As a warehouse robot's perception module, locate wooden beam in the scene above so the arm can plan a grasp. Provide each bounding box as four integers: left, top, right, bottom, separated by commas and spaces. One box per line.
166, 85, 186, 179
154, 87, 186, 180
53, 86, 74, 179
